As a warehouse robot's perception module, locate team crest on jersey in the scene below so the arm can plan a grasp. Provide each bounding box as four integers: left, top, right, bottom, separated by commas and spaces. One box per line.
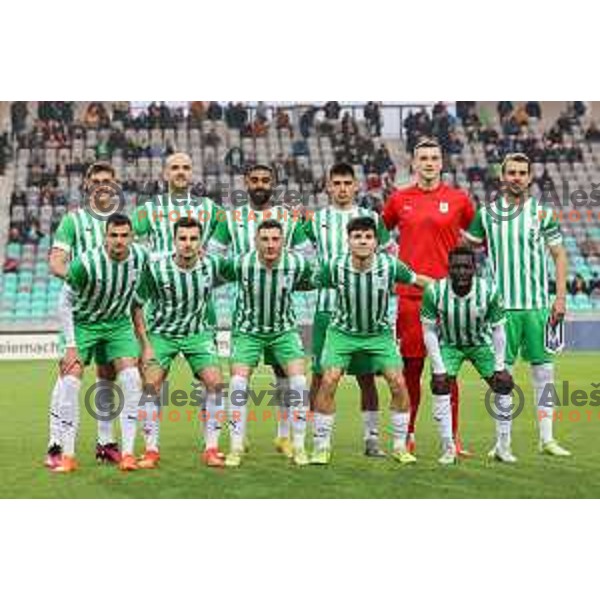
439, 202, 449, 214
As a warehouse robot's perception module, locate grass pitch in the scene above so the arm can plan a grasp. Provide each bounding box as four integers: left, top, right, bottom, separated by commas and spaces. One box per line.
1, 353, 598, 498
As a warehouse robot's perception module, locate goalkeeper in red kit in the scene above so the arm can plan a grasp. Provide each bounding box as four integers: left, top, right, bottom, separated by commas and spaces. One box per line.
382, 138, 475, 455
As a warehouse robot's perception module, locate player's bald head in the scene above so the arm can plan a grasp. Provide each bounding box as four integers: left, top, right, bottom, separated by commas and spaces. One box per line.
166, 152, 192, 169
165, 152, 193, 193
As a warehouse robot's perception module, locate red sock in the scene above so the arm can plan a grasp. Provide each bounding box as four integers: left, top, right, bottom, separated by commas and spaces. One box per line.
403, 358, 424, 435
450, 380, 460, 440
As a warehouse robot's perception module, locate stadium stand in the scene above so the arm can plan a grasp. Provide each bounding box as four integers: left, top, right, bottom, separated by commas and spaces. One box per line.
0, 101, 599, 332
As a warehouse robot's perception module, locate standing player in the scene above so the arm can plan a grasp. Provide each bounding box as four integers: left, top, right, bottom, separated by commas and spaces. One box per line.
131, 152, 221, 451
50, 214, 147, 472
421, 247, 516, 464
220, 220, 313, 468
311, 217, 431, 465
208, 164, 310, 457
464, 153, 570, 456
46, 161, 121, 468
383, 138, 475, 455
131, 152, 221, 252
132, 217, 227, 468
305, 162, 390, 457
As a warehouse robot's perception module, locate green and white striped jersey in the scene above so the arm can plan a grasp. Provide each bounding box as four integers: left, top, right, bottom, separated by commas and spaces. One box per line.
465, 196, 562, 310
66, 244, 148, 324
52, 208, 106, 257
136, 253, 226, 338
223, 250, 313, 335
209, 204, 307, 255
320, 254, 416, 335
131, 193, 221, 254
304, 204, 390, 312
421, 276, 505, 347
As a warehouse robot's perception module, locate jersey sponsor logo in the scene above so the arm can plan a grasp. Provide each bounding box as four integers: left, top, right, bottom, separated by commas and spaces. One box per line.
439, 202, 449, 214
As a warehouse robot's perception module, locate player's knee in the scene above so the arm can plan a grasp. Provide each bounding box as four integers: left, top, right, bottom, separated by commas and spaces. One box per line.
202, 370, 223, 393
321, 369, 341, 392
96, 363, 116, 381
60, 359, 83, 379
118, 366, 142, 393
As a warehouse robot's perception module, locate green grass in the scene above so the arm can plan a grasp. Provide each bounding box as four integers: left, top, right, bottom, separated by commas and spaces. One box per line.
1, 353, 599, 498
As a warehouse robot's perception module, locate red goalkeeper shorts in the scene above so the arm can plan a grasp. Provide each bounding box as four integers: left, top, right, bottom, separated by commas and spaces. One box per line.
396, 295, 426, 359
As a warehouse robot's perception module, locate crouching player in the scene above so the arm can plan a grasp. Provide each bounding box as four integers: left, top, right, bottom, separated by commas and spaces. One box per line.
420, 247, 516, 464
220, 219, 314, 468
311, 216, 431, 465
132, 217, 227, 469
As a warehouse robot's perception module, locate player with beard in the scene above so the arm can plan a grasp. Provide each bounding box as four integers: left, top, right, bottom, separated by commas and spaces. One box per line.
45, 162, 122, 468
208, 164, 310, 457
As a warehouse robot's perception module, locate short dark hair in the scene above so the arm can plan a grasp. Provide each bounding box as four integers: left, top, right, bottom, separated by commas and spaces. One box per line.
174, 216, 203, 238
329, 162, 355, 180
257, 219, 283, 234
245, 163, 274, 177
85, 161, 116, 181
501, 152, 531, 175
106, 213, 132, 232
449, 245, 475, 264
413, 137, 441, 155
347, 216, 377, 236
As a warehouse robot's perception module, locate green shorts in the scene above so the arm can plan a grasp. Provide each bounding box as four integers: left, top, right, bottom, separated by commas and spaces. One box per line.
505, 309, 553, 366
231, 330, 305, 369
321, 326, 402, 374
312, 312, 377, 376
441, 345, 495, 379
149, 331, 219, 375
59, 318, 140, 367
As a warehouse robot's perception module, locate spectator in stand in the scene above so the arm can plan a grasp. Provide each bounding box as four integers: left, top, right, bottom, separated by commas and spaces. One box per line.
323, 101, 341, 120
225, 146, 245, 175
112, 101, 130, 122
589, 273, 600, 294
207, 101, 223, 121
271, 153, 288, 186
456, 101, 476, 123
204, 127, 221, 148
586, 122, 600, 142
364, 101, 382, 136
513, 105, 529, 127
374, 143, 393, 174
571, 274, 589, 296
572, 101, 587, 118
22, 217, 45, 245
275, 107, 292, 133
190, 101, 207, 125
497, 101, 513, 120
525, 101, 541, 119
300, 105, 318, 139
447, 130, 464, 154
11, 102, 28, 138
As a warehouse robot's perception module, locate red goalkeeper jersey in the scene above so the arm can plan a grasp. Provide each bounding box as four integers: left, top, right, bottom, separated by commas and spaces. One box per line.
382, 183, 475, 298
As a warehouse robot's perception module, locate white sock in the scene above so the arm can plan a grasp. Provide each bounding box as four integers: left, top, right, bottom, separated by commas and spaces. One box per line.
433, 394, 453, 450
276, 376, 290, 439
532, 364, 555, 444
229, 375, 249, 453
48, 377, 64, 448
391, 411, 409, 452
95, 378, 116, 445
495, 394, 512, 450
141, 384, 162, 453
61, 375, 82, 456
205, 391, 221, 450
288, 375, 308, 452
362, 411, 379, 442
118, 367, 142, 456
313, 413, 334, 451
